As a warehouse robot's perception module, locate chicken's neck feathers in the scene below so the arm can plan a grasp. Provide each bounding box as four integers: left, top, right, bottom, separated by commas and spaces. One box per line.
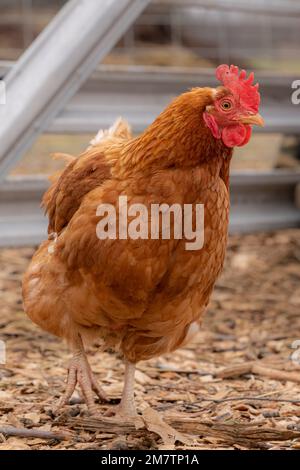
111, 88, 232, 182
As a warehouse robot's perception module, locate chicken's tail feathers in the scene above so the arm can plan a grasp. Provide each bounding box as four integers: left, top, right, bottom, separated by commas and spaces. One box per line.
50, 152, 76, 165
88, 117, 132, 149
40, 154, 76, 216
43, 153, 76, 185
47, 170, 63, 184
109, 117, 132, 140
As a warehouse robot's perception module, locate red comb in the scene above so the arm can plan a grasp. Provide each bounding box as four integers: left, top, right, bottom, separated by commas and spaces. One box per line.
216, 64, 260, 113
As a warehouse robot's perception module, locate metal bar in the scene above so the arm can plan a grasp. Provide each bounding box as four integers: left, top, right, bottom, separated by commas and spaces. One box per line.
1, 62, 297, 88
45, 67, 300, 135
0, 0, 151, 182
0, 176, 48, 247
0, 171, 299, 247
153, 0, 300, 17
1, 63, 299, 135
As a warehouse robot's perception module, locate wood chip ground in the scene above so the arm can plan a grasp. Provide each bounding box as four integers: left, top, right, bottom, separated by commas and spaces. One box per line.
0, 229, 300, 450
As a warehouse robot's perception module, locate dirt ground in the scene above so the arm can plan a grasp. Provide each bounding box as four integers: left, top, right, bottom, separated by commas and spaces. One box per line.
1, 229, 300, 450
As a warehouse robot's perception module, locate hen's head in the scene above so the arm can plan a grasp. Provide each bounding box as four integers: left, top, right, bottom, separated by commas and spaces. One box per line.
203, 64, 264, 148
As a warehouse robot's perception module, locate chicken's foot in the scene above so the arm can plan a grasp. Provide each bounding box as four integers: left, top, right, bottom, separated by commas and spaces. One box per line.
54, 335, 108, 415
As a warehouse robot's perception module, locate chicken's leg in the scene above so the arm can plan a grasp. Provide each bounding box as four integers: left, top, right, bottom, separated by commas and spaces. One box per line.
54, 334, 108, 415
118, 360, 137, 418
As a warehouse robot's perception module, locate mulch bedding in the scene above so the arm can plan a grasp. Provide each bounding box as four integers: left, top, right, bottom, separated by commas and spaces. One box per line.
0, 229, 300, 450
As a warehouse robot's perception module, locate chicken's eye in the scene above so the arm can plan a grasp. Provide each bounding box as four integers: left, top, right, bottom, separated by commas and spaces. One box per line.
221, 100, 232, 111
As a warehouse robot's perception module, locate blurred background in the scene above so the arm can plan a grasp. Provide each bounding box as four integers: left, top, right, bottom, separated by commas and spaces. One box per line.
1, 2, 300, 451
0, 0, 299, 246
1, 0, 300, 176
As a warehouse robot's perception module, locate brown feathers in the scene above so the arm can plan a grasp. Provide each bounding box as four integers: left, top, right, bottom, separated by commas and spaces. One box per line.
42, 118, 133, 234
24, 90, 234, 363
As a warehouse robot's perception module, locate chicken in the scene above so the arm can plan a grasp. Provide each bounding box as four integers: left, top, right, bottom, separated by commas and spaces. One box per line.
23, 64, 264, 418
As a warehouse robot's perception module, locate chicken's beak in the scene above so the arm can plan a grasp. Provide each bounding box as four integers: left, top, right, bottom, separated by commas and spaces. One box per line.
239, 113, 265, 127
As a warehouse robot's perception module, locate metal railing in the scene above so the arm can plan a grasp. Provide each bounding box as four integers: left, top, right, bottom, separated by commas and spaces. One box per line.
1, 171, 299, 246
1, 62, 299, 135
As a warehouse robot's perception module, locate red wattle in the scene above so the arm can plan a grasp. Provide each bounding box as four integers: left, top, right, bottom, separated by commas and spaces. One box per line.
238, 125, 252, 146
221, 124, 251, 148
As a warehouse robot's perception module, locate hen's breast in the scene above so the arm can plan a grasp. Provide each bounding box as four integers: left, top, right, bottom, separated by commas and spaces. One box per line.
122, 176, 230, 362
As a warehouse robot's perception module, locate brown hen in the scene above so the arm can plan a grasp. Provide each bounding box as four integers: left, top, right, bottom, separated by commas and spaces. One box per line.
23, 65, 263, 417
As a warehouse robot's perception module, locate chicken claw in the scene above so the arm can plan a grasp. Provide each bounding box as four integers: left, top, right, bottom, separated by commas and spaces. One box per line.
54, 336, 108, 415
